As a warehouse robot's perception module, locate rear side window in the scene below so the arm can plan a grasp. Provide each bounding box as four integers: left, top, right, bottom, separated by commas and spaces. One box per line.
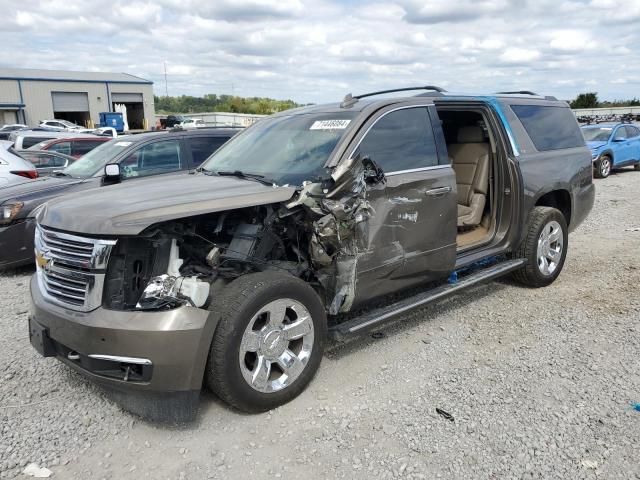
48, 141, 71, 155
355, 107, 439, 172
511, 105, 585, 151
189, 136, 229, 167
72, 140, 105, 156
625, 126, 640, 138
23, 137, 54, 149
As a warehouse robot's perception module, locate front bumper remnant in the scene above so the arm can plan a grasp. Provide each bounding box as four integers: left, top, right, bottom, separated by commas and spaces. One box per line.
29, 275, 218, 422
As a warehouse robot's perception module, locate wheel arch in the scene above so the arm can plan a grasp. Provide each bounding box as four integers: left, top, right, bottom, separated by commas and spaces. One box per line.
599, 150, 614, 162
533, 188, 572, 227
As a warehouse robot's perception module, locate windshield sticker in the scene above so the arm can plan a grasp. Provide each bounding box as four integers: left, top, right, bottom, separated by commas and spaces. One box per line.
310, 120, 351, 130
115, 141, 133, 147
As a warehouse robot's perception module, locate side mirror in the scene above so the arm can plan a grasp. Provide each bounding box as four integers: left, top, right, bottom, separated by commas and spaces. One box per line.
104, 163, 121, 182
613, 137, 625, 142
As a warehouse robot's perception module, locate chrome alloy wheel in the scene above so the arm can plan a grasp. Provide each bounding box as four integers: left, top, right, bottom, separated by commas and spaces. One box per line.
239, 299, 314, 393
536, 220, 564, 276
600, 157, 611, 177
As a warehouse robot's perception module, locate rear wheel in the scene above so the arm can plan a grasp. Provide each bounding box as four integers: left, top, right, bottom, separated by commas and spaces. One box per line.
206, 272, 326, 412
634, 162, 640, 171
595, 155, 612, 178
512, 206, 568, 287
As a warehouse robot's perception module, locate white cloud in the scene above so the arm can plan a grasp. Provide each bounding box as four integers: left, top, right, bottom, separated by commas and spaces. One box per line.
499, 48, 542, 65
0, 0, 638, 103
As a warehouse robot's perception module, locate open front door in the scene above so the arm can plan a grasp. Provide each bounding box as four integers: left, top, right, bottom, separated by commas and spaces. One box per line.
347, 104, 458, 304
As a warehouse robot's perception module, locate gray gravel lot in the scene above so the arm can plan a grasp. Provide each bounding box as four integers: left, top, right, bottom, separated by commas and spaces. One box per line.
1, 169, 640, 479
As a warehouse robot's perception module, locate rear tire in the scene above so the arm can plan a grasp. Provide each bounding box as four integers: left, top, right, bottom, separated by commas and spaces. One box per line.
512, 207, 568, 288
594, 155, 612, 178
634, 162, 640, 171
206, 272, 326, 413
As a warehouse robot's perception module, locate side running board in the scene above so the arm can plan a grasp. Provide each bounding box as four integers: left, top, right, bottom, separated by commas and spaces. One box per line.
328, 258, 526, 341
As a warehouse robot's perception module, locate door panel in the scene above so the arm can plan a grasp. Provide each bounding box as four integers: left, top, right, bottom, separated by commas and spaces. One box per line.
347, 105, 457, 304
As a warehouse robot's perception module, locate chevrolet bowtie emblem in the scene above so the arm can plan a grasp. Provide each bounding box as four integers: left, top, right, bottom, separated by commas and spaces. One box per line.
35, 252, 51, 269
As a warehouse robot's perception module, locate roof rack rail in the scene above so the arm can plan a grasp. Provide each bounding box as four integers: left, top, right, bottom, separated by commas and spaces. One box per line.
496, 90, 540, 96
341, 86, 447, 108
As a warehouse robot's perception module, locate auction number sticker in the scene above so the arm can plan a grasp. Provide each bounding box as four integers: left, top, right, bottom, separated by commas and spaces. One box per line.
310, 119, 351, 130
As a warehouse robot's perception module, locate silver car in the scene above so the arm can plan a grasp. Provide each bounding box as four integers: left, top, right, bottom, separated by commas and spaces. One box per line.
0, 141, 38, 187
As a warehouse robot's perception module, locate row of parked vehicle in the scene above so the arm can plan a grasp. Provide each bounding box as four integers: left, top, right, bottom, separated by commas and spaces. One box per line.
1, 88, 601, 423
581, 121, 640, 178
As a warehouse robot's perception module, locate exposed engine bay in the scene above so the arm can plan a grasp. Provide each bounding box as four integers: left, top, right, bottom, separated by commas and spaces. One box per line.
103, 155, 386, 315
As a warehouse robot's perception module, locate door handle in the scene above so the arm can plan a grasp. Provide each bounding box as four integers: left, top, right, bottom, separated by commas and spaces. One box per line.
425, 186, 452, 197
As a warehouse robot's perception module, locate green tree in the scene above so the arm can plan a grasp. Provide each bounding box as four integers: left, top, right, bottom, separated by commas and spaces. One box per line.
570, 92, 599, 109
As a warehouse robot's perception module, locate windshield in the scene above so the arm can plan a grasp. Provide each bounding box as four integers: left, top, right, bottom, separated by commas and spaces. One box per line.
62, 138, 132, 178
582, 127, 612, 142
201, 112, 357, 185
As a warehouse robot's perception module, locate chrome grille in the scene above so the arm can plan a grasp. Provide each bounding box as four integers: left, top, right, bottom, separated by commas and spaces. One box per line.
34, 225, 117, 311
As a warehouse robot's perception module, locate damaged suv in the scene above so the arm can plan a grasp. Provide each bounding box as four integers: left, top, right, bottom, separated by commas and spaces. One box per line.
29, 87, 594, 421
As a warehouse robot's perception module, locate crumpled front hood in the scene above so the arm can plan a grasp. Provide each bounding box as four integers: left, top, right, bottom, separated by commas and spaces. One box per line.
36, 173, 297, 236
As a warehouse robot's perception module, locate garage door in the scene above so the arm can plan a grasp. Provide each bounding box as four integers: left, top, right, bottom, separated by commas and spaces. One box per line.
111, 93, 143, 103
51, 92, 89, 112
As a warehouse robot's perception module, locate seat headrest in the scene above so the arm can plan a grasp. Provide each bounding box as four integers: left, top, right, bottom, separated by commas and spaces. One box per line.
457, 126, 484, 143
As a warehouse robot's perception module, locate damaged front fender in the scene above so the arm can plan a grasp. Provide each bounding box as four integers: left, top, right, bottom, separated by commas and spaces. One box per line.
289, 155, 385, 315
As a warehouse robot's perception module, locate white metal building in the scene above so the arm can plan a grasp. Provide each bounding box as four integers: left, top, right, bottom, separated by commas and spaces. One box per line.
0, 68, 154, 129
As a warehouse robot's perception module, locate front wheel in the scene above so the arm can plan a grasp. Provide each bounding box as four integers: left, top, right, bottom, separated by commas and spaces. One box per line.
594, 155, 612, 178
512, 206, 568, 288
206, 272, 326, 412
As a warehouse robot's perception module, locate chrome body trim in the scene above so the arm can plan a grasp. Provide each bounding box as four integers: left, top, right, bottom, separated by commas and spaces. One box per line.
88, 354, 153, 366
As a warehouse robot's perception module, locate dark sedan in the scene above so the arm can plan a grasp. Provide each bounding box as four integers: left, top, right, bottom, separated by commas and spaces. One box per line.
0, 127, 238, 270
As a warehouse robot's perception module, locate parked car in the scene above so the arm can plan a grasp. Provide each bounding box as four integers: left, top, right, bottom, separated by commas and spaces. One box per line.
582, 123, 640, 178
162, 115, 187, 129
0, 124, 28, 140
19, 150, 77, 176
26, 88, 594, 422
0, 141, 38, 187
0, 128, 238, 270
39, 120, 83, 131
178, 119, 206, 129
10, 130, 102, 150
27, 136, 111, 158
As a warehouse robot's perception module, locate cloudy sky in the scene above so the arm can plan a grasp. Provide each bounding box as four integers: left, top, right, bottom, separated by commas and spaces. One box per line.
1, 0, 638, 103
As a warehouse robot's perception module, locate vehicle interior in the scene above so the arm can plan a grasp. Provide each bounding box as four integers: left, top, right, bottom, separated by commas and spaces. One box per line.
435, 108, 499, 250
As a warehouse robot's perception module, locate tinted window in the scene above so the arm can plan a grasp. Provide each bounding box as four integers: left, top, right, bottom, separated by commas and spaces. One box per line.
511, 105, 585, 151
189, 136, 229, 167
355, 107, 438, 172
48, 141, 71, 155
625, 126, 640, 138
72, 140, 105, 156
23, 136, 55, 148
120, 140, 183, 178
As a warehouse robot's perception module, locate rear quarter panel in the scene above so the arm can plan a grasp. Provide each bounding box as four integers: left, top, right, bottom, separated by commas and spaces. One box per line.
500, 100, 594, 235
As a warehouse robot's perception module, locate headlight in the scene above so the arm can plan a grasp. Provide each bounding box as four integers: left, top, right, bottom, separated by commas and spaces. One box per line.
0, 202, 24, 225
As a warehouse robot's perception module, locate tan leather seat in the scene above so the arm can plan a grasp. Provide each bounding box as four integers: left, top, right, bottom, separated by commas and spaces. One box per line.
448, 126, 490, 227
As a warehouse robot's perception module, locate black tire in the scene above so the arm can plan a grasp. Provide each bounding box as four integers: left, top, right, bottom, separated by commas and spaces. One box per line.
511, 206, 568, 288
634, 162, 640, 171
594, 155, 612, 178
206, 271, 326, 413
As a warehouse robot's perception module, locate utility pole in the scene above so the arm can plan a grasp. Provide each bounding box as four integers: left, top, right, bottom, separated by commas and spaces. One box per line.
164, 62, 168, 97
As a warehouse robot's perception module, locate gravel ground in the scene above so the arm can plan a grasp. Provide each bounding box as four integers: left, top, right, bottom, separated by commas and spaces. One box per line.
1, 169, 640, 479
